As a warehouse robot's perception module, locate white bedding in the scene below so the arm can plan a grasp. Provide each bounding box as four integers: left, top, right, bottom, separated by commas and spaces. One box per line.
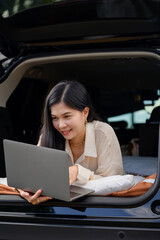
0, 178, 7, 185
74, 174, 135, 195
1, 175, 138, 196
0, 171, 146, 196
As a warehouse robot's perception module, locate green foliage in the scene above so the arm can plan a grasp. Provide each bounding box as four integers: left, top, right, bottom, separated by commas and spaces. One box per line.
0, 0, 68, 18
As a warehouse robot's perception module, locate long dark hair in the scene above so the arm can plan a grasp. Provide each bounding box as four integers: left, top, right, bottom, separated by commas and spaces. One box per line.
40, 81, 100, 150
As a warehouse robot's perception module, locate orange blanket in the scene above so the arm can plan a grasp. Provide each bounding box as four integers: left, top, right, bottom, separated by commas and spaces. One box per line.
109, 173, 156, 197
0, 173, 156, 197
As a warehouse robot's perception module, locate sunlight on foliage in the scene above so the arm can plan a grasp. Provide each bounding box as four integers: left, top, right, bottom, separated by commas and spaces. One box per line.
0, 0, 67, 17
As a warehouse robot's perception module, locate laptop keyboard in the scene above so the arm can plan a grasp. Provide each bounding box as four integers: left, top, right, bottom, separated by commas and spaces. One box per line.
70, 191, 82, 199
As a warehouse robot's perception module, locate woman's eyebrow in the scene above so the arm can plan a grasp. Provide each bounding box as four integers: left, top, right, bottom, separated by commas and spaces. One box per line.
51, 112, 72, 117
63, 112, 72, 115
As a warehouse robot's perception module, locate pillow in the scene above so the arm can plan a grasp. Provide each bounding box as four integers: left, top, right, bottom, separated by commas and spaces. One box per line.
74, 174, 134, 195
0, 178, 7, 185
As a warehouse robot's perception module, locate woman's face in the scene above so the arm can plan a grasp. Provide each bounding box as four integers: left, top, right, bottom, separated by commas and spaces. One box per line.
50, 102, 89, 142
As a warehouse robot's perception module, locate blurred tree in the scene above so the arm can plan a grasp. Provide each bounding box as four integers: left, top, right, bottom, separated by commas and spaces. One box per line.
0, 0, 64, 17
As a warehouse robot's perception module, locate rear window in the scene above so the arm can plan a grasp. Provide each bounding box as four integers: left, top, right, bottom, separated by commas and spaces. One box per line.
108, 97, 160, 128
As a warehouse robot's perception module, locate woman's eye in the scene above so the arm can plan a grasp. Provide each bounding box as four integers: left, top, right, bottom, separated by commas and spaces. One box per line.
52, 117, 57, 121
65, 115, 71, 118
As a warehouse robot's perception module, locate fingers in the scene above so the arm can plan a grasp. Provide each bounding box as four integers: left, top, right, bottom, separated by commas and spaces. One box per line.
18, 189, 31, 199
31, 189, 42, 203
18, 189, 52, 205
36, 196, 52, 204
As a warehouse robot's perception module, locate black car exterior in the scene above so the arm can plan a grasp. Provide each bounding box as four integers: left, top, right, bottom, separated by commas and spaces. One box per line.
0, 1, 160, 239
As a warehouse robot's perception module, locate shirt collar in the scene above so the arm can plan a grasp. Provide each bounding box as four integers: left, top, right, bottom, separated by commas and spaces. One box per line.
65, 121, 97, 159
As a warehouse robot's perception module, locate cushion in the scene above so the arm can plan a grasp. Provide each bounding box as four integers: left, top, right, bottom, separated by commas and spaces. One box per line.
74, 174, 134, 195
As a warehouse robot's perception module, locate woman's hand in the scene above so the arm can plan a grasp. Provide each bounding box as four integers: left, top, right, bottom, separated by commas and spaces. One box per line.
69, 165, 78, 185
18, 189, 52, 205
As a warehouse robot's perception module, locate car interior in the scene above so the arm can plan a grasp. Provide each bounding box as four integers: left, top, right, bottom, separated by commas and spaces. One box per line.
0, 50, 159, 206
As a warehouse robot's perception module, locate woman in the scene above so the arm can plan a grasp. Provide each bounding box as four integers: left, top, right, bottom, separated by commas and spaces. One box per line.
19, 81, 124, 204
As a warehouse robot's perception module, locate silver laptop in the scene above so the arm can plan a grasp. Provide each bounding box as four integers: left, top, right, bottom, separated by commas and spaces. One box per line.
3, 139, 94, 202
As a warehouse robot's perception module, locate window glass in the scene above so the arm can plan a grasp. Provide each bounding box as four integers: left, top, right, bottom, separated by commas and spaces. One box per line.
108, 97, 160, 129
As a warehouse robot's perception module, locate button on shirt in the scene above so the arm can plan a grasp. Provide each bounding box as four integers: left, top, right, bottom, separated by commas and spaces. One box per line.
65, 120, 124, 185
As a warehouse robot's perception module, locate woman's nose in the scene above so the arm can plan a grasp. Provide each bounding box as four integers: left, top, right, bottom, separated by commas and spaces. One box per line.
58, 119, 67, 129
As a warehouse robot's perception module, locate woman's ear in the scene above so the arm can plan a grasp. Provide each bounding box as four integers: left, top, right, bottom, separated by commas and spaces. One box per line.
83, 107, 89, 119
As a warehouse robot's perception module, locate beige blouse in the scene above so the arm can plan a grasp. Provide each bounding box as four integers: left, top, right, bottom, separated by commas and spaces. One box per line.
65, 121, 124, 185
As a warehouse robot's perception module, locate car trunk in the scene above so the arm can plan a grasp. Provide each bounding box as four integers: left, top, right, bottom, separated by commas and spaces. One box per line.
0, 49, 160, 209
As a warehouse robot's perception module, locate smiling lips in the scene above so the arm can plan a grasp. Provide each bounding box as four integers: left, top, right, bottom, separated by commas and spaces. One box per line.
61, 130, 71, 136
